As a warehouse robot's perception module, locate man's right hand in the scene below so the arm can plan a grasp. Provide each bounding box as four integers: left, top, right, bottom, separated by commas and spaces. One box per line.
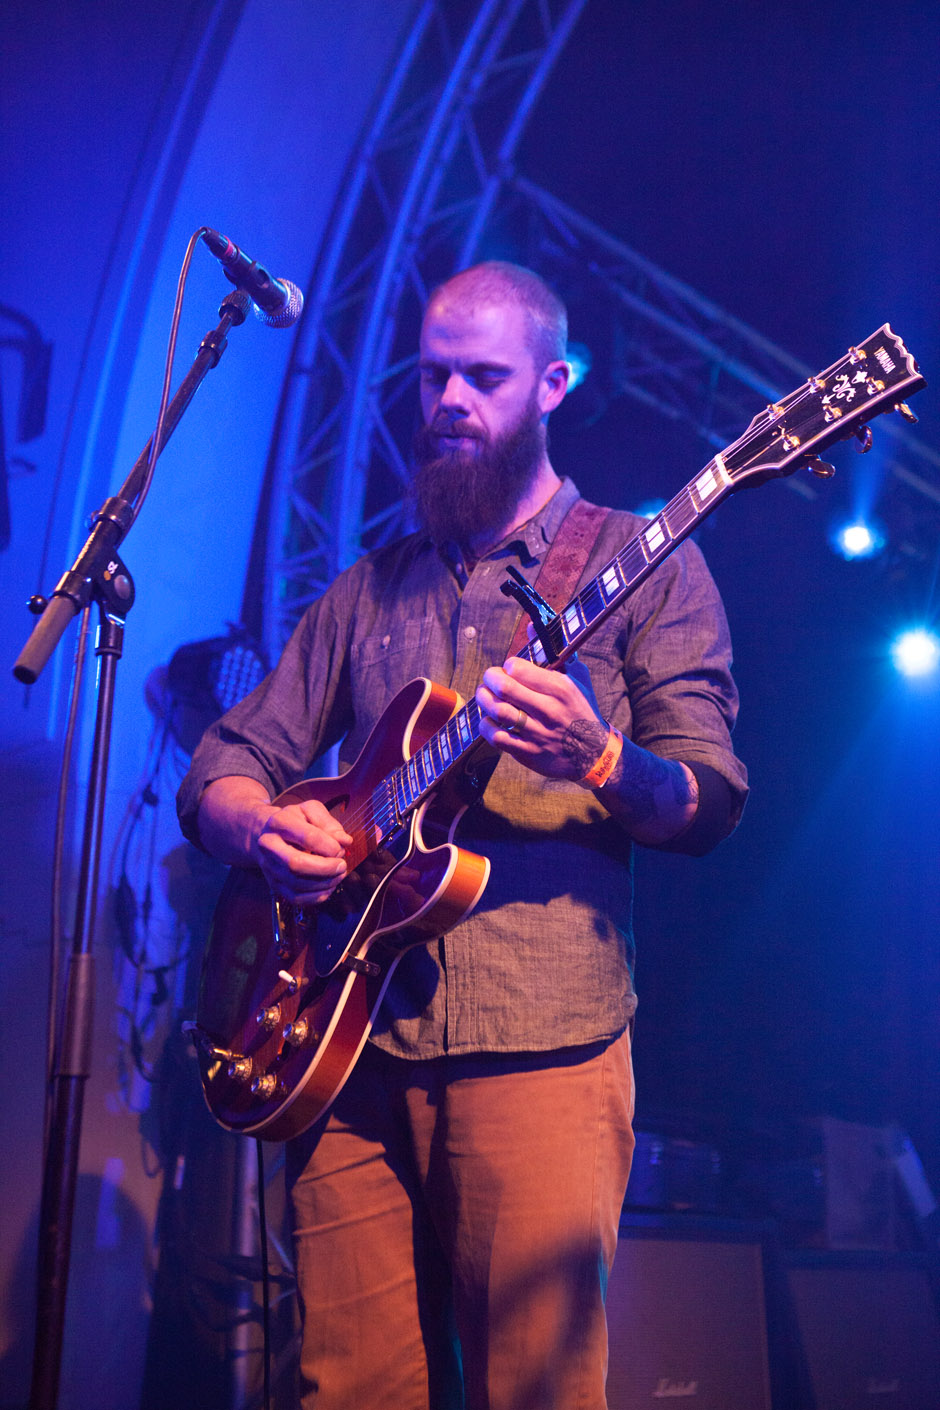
198, 776, 352, 904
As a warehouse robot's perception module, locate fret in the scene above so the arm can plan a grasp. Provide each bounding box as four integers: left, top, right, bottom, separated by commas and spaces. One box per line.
430, 734, 445, 777
456, 709, 474, 750
426, 736, 439, 777
561, 601, 584, 639
639, 515, 672, 563
618, 540, 648, 589
586, 580, 608, 620
599, 562, 624, 600
373, 781, 394, 834
689, 454, 731, 514
663, 489, 698, 538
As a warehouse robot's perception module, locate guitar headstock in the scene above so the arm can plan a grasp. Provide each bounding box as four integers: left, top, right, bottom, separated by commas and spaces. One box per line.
726, 324, 926, 489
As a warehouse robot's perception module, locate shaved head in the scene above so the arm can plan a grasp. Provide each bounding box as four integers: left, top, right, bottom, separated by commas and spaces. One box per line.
427, 261, 567, 371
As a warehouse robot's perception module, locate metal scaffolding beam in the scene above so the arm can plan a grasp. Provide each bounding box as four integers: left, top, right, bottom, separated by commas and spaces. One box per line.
260, 0, 940, 654
260, 0, 588, 651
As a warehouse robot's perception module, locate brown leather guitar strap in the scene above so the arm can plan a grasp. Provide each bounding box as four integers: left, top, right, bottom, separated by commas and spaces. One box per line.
505, 497, 610, 660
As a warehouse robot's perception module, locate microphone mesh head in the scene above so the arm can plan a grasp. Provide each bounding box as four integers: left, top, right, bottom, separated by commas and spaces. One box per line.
253, 279, 304, 329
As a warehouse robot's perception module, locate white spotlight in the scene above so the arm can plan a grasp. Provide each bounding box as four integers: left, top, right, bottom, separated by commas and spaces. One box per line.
834, 520, 883, 560
891, 628, 940, 679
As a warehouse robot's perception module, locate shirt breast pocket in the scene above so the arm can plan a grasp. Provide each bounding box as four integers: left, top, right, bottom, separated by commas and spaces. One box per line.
350, 617, 441, 725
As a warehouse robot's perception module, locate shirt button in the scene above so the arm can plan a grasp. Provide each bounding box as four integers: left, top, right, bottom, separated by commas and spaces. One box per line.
463, 625, 477, 641
381, 634, 391, 649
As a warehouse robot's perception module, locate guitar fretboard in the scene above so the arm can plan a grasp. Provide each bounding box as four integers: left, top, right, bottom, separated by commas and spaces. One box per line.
362, 322, 924, 846
367, 454, 738, 839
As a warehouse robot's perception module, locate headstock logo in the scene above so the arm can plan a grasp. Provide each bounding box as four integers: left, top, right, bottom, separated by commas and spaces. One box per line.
874, 346, 896, 374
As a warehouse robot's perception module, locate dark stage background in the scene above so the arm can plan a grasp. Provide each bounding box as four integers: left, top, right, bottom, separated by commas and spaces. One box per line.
518, 0, 940, 1157
1, 2, 938, 1405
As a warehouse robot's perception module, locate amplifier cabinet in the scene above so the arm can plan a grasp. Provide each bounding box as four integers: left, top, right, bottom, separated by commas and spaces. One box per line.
606, 1217, 773, 1410
785, 1253, 940, 1410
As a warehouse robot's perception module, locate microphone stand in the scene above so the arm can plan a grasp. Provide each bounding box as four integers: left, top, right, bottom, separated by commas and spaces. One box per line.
15, 289, 251, 1410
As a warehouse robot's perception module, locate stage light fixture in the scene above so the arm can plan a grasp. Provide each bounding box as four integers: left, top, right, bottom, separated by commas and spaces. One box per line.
160, 626, 269, 754
891, 628, 940, 679
832, 519, 883, 560
565, 341, 592, 391
631, 498, 667, 521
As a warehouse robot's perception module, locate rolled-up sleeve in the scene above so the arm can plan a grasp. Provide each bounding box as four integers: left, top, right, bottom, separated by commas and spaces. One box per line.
615, 534, 748, 840
176, 586, 354, 848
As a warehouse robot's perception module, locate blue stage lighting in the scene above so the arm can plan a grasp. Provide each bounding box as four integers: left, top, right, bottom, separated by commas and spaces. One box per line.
632, 497, 668, 521
891, 628, 940, 679
565, 341, 592, 391
833, 520, 883, 560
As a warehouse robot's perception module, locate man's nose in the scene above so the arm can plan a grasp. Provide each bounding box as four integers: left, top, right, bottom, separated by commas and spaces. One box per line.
439, 372, 470, 414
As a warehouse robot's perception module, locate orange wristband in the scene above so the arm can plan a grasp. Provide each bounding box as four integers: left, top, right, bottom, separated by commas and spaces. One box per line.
580, 724, 623, 789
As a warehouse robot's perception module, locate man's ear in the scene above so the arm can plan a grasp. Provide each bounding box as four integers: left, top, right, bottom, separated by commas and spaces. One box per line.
539, 358, 570, 414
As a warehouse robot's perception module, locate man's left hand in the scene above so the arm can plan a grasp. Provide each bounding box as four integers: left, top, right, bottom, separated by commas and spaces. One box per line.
475, 655, 609, 782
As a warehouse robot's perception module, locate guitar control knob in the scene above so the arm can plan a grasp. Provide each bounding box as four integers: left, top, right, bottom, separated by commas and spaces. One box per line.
227, 1057, 252, 1083
257, 1004, 282, 1031
277, 969, 309, 995
251, 1074, 279, 1099
283, 1018, 309, 1047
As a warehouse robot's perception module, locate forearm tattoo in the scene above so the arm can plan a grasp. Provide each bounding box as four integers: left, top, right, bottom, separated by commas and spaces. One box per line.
564, 718, 698, 837
609, 747, 696, 826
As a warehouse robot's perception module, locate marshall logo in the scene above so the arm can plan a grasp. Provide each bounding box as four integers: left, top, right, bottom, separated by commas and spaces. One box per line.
652, 1379, 699, 1398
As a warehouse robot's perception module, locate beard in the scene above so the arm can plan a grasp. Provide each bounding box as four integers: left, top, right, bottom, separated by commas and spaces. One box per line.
411, 394, 546, 551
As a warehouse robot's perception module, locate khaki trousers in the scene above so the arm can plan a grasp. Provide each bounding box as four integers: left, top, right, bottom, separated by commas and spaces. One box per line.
286, 1029, 635, 1410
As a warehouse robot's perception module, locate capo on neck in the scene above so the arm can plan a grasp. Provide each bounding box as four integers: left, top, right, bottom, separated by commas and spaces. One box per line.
500, 566, 560, 663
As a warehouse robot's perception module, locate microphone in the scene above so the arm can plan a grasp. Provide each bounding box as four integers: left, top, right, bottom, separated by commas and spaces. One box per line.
201, 227, 304, 328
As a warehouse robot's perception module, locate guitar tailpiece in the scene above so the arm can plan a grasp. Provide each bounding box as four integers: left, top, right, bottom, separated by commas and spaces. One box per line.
343, 954, 381, 978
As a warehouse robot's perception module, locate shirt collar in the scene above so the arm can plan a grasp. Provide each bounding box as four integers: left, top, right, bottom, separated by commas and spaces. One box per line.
484, 476, 582, 566
433, 476, 583, 578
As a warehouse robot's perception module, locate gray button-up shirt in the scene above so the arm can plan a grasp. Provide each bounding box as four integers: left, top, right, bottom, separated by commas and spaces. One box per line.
178, 479, 747, 1058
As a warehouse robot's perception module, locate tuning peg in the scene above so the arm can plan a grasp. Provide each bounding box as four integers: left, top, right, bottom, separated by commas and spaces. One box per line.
805, 457, 836, 478
854, 425, 873, 453
896, 402, 918, 424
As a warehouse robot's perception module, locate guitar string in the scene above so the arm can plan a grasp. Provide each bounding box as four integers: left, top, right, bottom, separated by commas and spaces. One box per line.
319, 352, 905, 861
330, 369, 895, 850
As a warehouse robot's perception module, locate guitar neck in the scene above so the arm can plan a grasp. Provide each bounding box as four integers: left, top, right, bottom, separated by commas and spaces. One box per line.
387, 454, 737, 823
385, 322, 925, 826
524, 457, 736, 668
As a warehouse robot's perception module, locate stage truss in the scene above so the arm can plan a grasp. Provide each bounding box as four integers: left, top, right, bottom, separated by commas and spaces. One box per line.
259, 0, 940, 655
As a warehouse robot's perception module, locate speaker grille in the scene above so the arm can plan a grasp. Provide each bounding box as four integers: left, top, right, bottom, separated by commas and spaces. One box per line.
787, 1261, 940, 1410
606, 1233, 772, 1410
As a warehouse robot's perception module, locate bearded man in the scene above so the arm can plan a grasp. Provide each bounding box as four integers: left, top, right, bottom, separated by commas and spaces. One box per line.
178, 261, 747, 1409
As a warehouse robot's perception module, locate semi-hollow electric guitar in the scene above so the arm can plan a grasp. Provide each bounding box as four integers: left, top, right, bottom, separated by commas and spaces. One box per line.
189, 324, 924, 1140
